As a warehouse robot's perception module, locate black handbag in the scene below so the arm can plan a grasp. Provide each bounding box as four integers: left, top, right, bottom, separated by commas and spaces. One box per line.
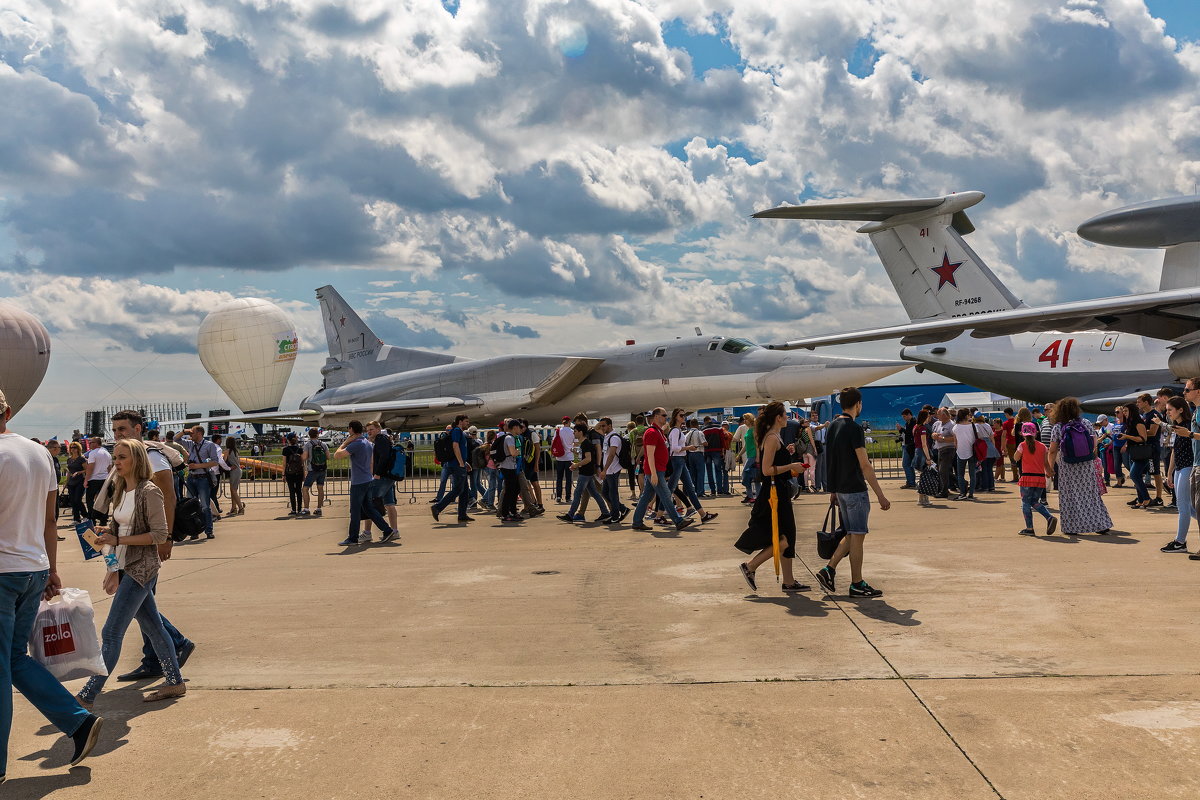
1127, 441, 1152, 461
56, 487, 72, 509
817, 500, 846, 559
917, 464, 941, 496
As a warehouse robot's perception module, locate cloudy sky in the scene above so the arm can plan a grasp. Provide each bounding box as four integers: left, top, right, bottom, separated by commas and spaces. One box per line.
3, 0, 1198, 436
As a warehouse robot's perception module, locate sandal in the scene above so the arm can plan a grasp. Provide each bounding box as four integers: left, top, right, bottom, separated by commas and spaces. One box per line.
143, 683, 187, 703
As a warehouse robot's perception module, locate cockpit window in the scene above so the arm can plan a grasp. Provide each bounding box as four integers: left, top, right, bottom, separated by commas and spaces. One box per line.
721, 338, 757, 354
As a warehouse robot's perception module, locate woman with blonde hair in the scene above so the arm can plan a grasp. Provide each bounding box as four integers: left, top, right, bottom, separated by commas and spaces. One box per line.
77, 439, 185, 708
65, 440, 88, 524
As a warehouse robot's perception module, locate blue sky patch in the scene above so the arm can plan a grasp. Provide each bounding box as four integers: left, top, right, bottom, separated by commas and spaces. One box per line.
1146, 0, 1200, 42
847, 37, 881, 78
661, 18, 741, 75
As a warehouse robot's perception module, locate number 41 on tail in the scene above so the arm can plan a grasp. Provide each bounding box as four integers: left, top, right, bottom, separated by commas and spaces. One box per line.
1038, 338, 1074, 369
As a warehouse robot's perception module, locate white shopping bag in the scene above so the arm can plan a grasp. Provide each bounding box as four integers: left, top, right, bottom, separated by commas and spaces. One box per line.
28, 588, 107, 681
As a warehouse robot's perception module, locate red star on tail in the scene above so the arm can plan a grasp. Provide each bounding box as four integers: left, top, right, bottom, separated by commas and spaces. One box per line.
931, 253, 963, 290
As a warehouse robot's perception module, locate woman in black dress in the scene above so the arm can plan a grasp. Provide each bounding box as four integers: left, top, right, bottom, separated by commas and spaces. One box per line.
736, 402, 810, 593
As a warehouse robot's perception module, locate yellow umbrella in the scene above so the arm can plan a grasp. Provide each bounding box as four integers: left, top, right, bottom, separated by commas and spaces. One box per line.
768, 483, 781, 582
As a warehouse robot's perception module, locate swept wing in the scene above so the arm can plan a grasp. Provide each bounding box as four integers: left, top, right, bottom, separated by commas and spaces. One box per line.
767, 287, 1200, 350
162, 396, 482, 428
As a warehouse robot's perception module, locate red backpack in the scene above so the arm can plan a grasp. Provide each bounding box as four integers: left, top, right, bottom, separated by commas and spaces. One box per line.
550, 427, 567, 458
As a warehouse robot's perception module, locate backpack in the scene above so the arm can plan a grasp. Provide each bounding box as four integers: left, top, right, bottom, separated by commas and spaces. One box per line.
310, 441, 328, 469
1060, 419, 1095, 464
284, 448, 304, 477
171, 496, 205, 542
385, 443, 408, 481
433, 431, 454, 464
550, 427, 566, 458
616, 434, 633, 470
491, 434, 509, 465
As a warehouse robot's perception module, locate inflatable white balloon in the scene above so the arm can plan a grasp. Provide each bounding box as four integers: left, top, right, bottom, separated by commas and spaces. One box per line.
197, 298, 298, 413
0, 301, 52, 418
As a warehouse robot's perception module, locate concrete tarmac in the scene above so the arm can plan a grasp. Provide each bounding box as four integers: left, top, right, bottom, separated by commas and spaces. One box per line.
6, 479, 1200, 799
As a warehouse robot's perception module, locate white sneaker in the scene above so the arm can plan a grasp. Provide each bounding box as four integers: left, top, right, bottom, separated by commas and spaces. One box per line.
358, 532, 373, 544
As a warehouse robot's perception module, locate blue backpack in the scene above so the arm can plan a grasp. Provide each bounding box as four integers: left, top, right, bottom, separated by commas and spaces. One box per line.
1059, 419, 1095, 464
386, 443, 408, 481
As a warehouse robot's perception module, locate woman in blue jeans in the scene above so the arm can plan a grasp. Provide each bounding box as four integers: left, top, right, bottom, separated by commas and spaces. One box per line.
1118, 402, 1154, 508
78, 439, 184, 708
1163, 397, 1197, 552
666, 410, 717, 523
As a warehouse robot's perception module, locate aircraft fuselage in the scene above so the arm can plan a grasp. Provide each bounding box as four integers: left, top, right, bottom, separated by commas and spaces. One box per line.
307, 335, 905, 429
901, 330, 1179, 408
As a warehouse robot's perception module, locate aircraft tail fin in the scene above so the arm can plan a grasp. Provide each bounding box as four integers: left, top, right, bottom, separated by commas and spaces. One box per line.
315, 285, 460, 388
754, 191, 1025, 320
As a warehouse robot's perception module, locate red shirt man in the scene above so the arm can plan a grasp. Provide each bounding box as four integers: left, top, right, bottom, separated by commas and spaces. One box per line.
642, 421, 669, 474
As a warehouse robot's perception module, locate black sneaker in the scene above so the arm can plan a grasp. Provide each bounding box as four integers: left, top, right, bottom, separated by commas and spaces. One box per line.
675, 518, 693, 532
336, 537, 359, 546
816, 566, 836, 594
739, 563, 757, 592
631, 523, 652, 531
617, 507, 631, 523
1046, 517, 1058, 536
953, 493, 968, 501
1151, 498, 1164, 506
1162, 540, 1189, 553
1127, 499, 1141, 506
431, 505, 441, 522
1018, 528, 1036, 536
557, 513, 575, 523
457, 516, 475, 523
70, 714, 103, 766
848, 581, 883, 598
379, 529, 399, 543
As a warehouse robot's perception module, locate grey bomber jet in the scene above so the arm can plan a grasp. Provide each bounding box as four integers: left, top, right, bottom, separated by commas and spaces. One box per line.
179, 285, 907, 430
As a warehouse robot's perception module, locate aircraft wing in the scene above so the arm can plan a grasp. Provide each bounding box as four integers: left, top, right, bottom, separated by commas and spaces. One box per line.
768, 287, 1200, 350
161, 397, 482, 428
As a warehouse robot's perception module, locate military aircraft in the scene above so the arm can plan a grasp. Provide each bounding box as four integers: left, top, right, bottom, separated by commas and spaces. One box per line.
752, 191, 1200, 410
175, 285, 907, 430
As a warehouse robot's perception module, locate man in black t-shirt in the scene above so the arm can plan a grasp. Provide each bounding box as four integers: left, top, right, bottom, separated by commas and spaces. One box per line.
1137, 393, 1165, 506
815, 387, 891, 599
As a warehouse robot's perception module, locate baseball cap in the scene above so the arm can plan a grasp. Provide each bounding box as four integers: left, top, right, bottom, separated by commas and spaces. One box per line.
1021, 422, 1037, 436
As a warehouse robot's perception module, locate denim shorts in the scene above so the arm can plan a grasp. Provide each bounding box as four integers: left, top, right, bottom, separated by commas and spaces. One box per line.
304, 468, 327, 486
369, 477, 397, 506
836, 491, 870, 534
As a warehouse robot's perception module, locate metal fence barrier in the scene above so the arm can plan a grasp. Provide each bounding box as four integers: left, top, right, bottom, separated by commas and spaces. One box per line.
216, 439, 911, 501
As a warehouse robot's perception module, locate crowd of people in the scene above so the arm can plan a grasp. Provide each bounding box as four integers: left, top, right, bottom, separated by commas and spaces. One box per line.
7, 377, 1200, 777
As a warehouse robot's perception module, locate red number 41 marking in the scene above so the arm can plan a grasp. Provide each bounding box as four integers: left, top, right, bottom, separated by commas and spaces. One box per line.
1038, 338, 1074, 368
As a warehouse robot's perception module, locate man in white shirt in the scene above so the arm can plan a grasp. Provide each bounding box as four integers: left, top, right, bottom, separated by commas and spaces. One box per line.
83, 436, 111, 523
553, 417, 575, 503
931, 407, 957, 498
597, 417, 630, 523
0, 389, 102, 777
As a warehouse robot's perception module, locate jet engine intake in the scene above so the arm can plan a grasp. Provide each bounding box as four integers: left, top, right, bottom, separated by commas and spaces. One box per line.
1168, 341, 1200, 379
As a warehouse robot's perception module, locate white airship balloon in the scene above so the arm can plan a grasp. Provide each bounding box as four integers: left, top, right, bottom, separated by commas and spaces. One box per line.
0, 301, 52, 418
197, 298, 298, 413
